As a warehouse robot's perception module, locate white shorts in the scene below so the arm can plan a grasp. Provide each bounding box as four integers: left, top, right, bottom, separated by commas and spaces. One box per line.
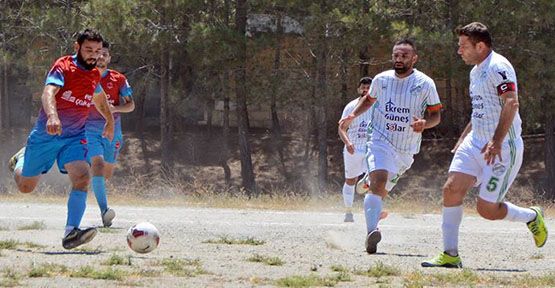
344, 148, 367, 179
449, 135, 523, 203
366, 140, 414, 191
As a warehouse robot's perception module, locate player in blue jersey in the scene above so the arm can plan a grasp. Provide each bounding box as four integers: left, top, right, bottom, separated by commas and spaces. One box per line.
8, 29, 114, 249
87, 40, 134, 227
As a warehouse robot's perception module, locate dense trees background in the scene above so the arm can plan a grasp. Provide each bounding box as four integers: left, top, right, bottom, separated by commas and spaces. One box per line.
0, 0, 553, 199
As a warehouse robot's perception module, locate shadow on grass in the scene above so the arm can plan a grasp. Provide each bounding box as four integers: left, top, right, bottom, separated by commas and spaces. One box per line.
40, 250, 103, 255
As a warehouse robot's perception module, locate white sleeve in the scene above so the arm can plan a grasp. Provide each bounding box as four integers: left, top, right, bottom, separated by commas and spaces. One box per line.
368, 77, 380, 99
341, 101, 354, 119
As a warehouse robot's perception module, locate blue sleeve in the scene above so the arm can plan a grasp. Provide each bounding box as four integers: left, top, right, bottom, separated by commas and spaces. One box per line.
119, 80, 133, 97
45, 67, 65, 87
94, 84, 103, 93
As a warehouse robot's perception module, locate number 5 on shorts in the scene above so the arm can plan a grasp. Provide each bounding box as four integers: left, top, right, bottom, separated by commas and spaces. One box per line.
486, 177, 499, 192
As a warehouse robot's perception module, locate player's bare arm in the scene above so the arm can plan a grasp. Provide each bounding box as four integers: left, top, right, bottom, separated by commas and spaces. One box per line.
338, 123, 354, 154
338, 95, 376, 130
42, 84, 62, 135
451, 122, 472, 153
411, 110, 441, 133
481, 90, 519, 165
111, 96, 135, 113
93, 88, 115, 141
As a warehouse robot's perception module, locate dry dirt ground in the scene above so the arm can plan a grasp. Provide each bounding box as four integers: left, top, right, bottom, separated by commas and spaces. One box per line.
0, 199, 553, 287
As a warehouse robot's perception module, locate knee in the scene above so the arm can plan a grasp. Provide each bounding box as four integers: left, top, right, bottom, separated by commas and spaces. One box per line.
345, 178, 357, 186
72, 170, 91, 189
369, 179, 388, 197
91, 161, 105, 175
18, 184, 35, 194
443, 181, 463, 200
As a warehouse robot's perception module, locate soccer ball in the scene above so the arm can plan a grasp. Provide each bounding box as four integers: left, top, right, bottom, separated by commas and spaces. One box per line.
126, 222, 160, 253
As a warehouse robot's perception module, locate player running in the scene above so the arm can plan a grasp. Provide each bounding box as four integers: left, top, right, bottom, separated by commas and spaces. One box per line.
86, 40, 134, 227
338, 77, 372, 222
8, 29, 114, 249
421, 22, 547, 268
339, 39, 442, 254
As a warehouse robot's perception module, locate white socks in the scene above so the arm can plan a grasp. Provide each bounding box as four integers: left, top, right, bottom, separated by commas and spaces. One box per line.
364, 193, 382, 232
442, 206, 463, 256
503, 202, 536, 223
342, 183, 355, 210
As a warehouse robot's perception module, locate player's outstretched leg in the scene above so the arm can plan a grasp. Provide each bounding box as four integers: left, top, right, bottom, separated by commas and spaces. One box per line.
8, 147, 26, 173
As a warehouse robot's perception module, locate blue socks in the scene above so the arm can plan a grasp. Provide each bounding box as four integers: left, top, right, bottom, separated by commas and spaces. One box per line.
92, 176, 108, 213
66, 190, 87, 229
364, 193, 383, 232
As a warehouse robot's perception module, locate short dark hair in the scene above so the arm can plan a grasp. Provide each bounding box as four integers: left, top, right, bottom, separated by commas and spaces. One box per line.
455, 22, 492, 47
102, 40, 110, 49
76, 28, 103, 45
359, 77, 372, 86
394, 38, 417, 53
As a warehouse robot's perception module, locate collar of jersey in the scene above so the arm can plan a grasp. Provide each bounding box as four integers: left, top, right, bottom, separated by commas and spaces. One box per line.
476, 51, 494, 70
393, 68, 417, 80
101, 69, 110, 78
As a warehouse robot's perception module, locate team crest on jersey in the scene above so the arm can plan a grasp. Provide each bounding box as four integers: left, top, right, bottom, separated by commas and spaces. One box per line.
480, 71, 487, 80
492, 163, 507, 177
409, 85, 422, 95
107, 82, 114, 89
497, 71, 508, 80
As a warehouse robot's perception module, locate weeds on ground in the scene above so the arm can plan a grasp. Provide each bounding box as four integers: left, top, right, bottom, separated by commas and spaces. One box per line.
28, 263, 68, 277
203, 235, 265, 245
103, 254, 132, 266
70, 266, 127, 281
160, 258, 207, 277
330, 265, 349, 273
98, 227, 118, 234
0, 240, 18, 250
0, 268, 21, 287
17, 221, 46, 231
246, 254, 284, 266
275, 273, 351, 287
353, 261, 400, 278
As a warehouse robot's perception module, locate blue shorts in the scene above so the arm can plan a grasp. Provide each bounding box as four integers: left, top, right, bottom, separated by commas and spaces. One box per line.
86, 131, 123, 164
22, 130, 89, 177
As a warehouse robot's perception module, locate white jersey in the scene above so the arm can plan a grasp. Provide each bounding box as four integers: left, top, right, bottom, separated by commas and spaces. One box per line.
367, 69, 442, 155
468, 51, 522, 143
341, 97, 372, 152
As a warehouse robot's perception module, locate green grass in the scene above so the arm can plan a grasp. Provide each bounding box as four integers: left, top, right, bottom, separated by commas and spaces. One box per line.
246, 254, 284, 266
353, 261, 401, 278
275, 273, 351, 287
17, 221, 46, 230
70, 266, 128, 281
98, 227, 119, 234
103, 254, 132, 266
0, 240, 18, 250
28, 263, 68, 278
0, 268, 21, 287
74, 246, 102, 253
203, 235, 265, 245
160, 258, 207, 277
330, 265, 349, 273
530, 252, 544, 260
0, 226, 9, 231
22, 242, 46, 249
404, 270, 479, 287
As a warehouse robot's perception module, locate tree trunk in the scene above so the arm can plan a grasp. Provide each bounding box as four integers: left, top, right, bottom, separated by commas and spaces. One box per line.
317, 20, 329, 193
235, 0, 256, 195
1, 54, 8, 129
160, 3, 173, 173
340, 48, 349, 106
135, 71, 152, 171
219, 0, 232, 188
271, 11, 287, 178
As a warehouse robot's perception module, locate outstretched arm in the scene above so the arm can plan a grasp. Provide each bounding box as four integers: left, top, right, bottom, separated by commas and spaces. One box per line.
111, 96, 135, 113
338, 95, 376, 130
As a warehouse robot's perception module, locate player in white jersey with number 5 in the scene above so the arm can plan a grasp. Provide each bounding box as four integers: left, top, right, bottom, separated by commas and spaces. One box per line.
338, 77, 373, 222
422, 22, 547, 269
340, 39, 442, 254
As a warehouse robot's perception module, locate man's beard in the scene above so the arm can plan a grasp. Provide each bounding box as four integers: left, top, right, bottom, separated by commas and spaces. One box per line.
394, 63, 409, 74
77, 49, 97, 70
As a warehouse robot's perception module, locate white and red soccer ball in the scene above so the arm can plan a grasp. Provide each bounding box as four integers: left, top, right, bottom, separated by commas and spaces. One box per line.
126, 222, 160, 253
